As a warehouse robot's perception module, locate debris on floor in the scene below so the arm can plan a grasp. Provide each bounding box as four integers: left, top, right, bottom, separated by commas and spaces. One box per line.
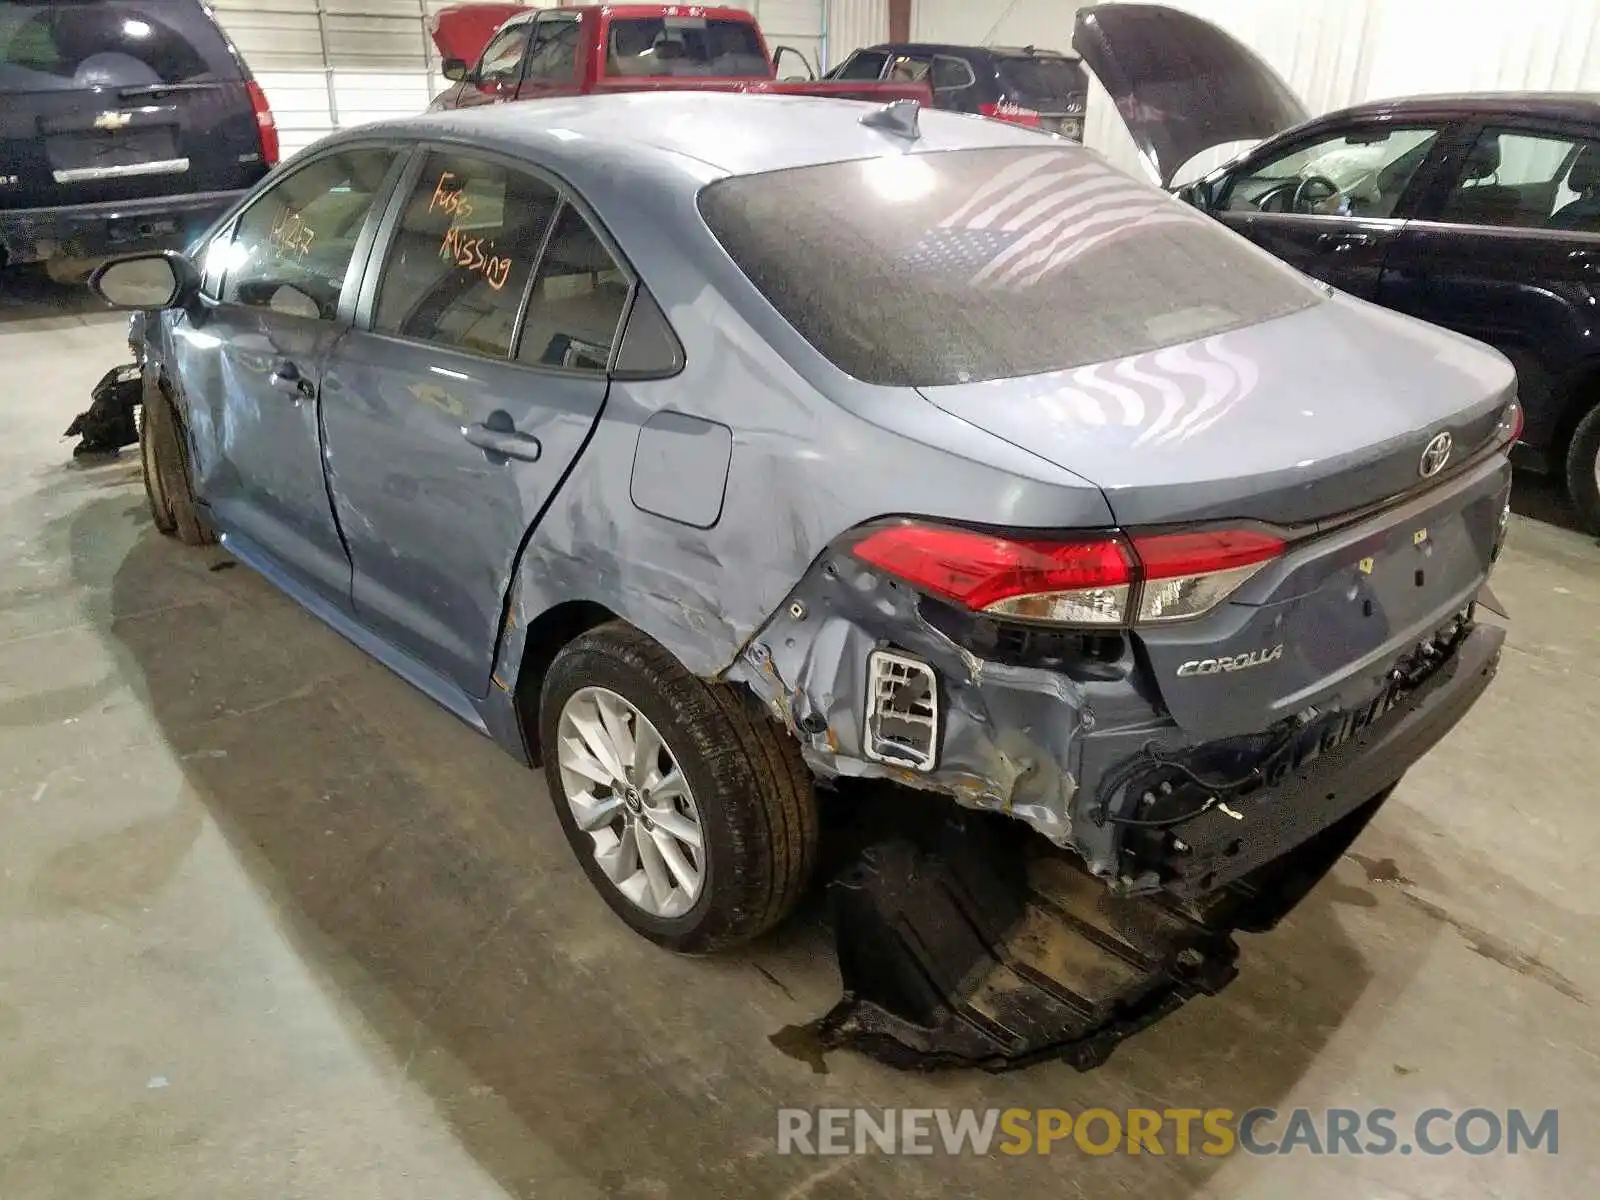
63, 364, 141, 458
803, 790, 1387, 1073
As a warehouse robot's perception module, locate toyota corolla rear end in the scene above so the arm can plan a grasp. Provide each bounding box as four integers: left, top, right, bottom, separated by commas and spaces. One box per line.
702, 137, 1513, 899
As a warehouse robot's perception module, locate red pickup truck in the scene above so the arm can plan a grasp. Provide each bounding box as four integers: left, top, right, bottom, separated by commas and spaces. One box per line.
427, 4, 931, 111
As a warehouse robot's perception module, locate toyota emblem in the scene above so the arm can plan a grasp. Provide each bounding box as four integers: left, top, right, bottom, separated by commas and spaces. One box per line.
1419, 431, 1453, 478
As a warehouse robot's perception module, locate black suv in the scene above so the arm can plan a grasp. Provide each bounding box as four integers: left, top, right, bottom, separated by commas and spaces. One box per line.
0, 0, 277, 277
825, 43, 1087, 141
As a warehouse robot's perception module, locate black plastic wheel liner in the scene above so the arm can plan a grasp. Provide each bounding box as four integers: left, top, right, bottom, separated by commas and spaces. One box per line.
809, 795, 1389, 1073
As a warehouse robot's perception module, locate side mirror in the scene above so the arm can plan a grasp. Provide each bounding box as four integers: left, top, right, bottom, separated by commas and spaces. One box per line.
1177, 177, 1216, 212
89, 251, 198, 311
442, 57, 470, 83
772, 45, 815, 81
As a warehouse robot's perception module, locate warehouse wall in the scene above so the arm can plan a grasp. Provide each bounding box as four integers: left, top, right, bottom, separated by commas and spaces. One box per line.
210, 0, 829, 156
912, 0, 1600, 183
826, 0, 890, 64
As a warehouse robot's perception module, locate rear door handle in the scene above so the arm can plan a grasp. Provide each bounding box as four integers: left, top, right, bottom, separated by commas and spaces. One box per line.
1316, 231, 1374, 252
463, 421, 542, 462
269, 360, 314, 400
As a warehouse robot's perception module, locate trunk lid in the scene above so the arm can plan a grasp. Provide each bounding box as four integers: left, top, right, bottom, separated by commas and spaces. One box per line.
919, 297, 1516, 742
1132, 453, 1510, 741
1071, 3, 1309, 185
0, 0, 264, 211
917, 294, 1516, 529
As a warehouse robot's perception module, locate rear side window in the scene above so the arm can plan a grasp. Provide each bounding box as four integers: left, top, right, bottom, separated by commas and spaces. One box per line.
0, 0, 239, 92
373, 152, 561, 359
515, 204, 631, 370
698, 147, 1320, 387
606, 16, 768, 78
995, 54, 1086, 110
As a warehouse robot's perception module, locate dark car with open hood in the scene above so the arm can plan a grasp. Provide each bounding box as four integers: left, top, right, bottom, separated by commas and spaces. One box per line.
1075, 1, 1600, 533
0, 0, 277, 280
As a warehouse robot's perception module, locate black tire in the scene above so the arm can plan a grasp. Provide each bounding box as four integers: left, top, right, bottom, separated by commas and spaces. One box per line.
539, 621, 819, 953
141, 375, 215, 547
1565, 402, 1600, 536
138, 403, 177, 536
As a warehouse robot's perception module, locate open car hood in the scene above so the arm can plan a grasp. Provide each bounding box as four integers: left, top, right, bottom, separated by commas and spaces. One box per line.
1072, 3, 1310, 186
430, 3, 525, 63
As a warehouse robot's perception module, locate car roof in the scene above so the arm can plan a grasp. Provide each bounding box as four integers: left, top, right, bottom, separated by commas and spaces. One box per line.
862, 42, 1078, 60
1328, 91, 1600, 123
335, 90, 1054, 182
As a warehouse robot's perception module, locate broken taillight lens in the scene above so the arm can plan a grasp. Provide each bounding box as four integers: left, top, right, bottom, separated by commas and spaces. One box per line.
850, 522, 1284, 627
247, 80, 280, 167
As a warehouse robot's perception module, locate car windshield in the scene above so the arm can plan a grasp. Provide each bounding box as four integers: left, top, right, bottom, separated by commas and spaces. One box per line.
698, 147, 1320, 388
0, 0, 237, 93
605, 16, 768, 78
995, 54, 1085, 109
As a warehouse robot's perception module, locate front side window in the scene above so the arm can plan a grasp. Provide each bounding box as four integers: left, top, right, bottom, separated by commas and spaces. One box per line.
832, 50, 887, 81
886, 55, 930, 84
1439, 129, 1600, 232
221, 147, 396, 319
1223, 126, 1441, 218
525, 15, 580, 82
605, 16, 768, 78
699, 147, 1319, 387
475, 21, 531, 85
372, 152, 561, 358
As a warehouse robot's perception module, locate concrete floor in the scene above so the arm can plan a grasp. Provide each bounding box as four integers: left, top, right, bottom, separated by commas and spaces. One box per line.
1, 269, 1596, 1199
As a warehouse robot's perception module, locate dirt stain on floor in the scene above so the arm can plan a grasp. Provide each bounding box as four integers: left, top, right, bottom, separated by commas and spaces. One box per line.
1401, 892, 1586, 1006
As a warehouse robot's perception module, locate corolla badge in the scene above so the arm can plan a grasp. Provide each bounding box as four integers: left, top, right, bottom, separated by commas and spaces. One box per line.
1176, 645, 1284, 677
1419, 431, 1453, 478
94, 111, 132, 131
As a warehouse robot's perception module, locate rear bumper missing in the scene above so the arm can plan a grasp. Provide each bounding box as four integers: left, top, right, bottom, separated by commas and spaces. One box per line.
0, 190, 244, 266
1133, 621, 1503, 900
734, 542, 1504, 900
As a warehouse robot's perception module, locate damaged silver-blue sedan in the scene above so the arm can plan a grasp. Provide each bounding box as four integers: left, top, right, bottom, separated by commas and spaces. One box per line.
94, 90, 1516, 1069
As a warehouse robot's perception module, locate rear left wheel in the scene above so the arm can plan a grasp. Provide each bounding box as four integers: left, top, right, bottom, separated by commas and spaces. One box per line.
539, 621, 819, 953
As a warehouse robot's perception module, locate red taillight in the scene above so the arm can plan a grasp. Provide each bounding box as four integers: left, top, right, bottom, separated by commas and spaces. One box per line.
850, 522, 1284, 627
979, 100, 1042, 128
247, 80, 279, 167
1128, 529, 1285, 623
1500, 399, 1524, 446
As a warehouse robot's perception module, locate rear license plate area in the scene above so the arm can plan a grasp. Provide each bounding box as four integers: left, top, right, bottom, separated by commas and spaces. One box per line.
48, 128, 179, 173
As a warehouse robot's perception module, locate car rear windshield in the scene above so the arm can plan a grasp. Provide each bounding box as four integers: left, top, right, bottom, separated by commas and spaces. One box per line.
697, 147, 1320, 388
606, 16, 768, 78
995, 54, 1086, 109
0, 0, 239, 93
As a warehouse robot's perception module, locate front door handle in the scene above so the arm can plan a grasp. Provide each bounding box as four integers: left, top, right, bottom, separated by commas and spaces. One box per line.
463, 420, 542, 462
269, 360, 314, 400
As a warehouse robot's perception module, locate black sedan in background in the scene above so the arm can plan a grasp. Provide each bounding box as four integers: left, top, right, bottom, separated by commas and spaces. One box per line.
825, 42, 1087, 140
1076, 2, 1600, 533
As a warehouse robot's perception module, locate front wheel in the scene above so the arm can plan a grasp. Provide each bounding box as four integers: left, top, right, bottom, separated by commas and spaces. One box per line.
141, 376, 215, 547
539, 622, 819, 953
1564, 402, 1600, 536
